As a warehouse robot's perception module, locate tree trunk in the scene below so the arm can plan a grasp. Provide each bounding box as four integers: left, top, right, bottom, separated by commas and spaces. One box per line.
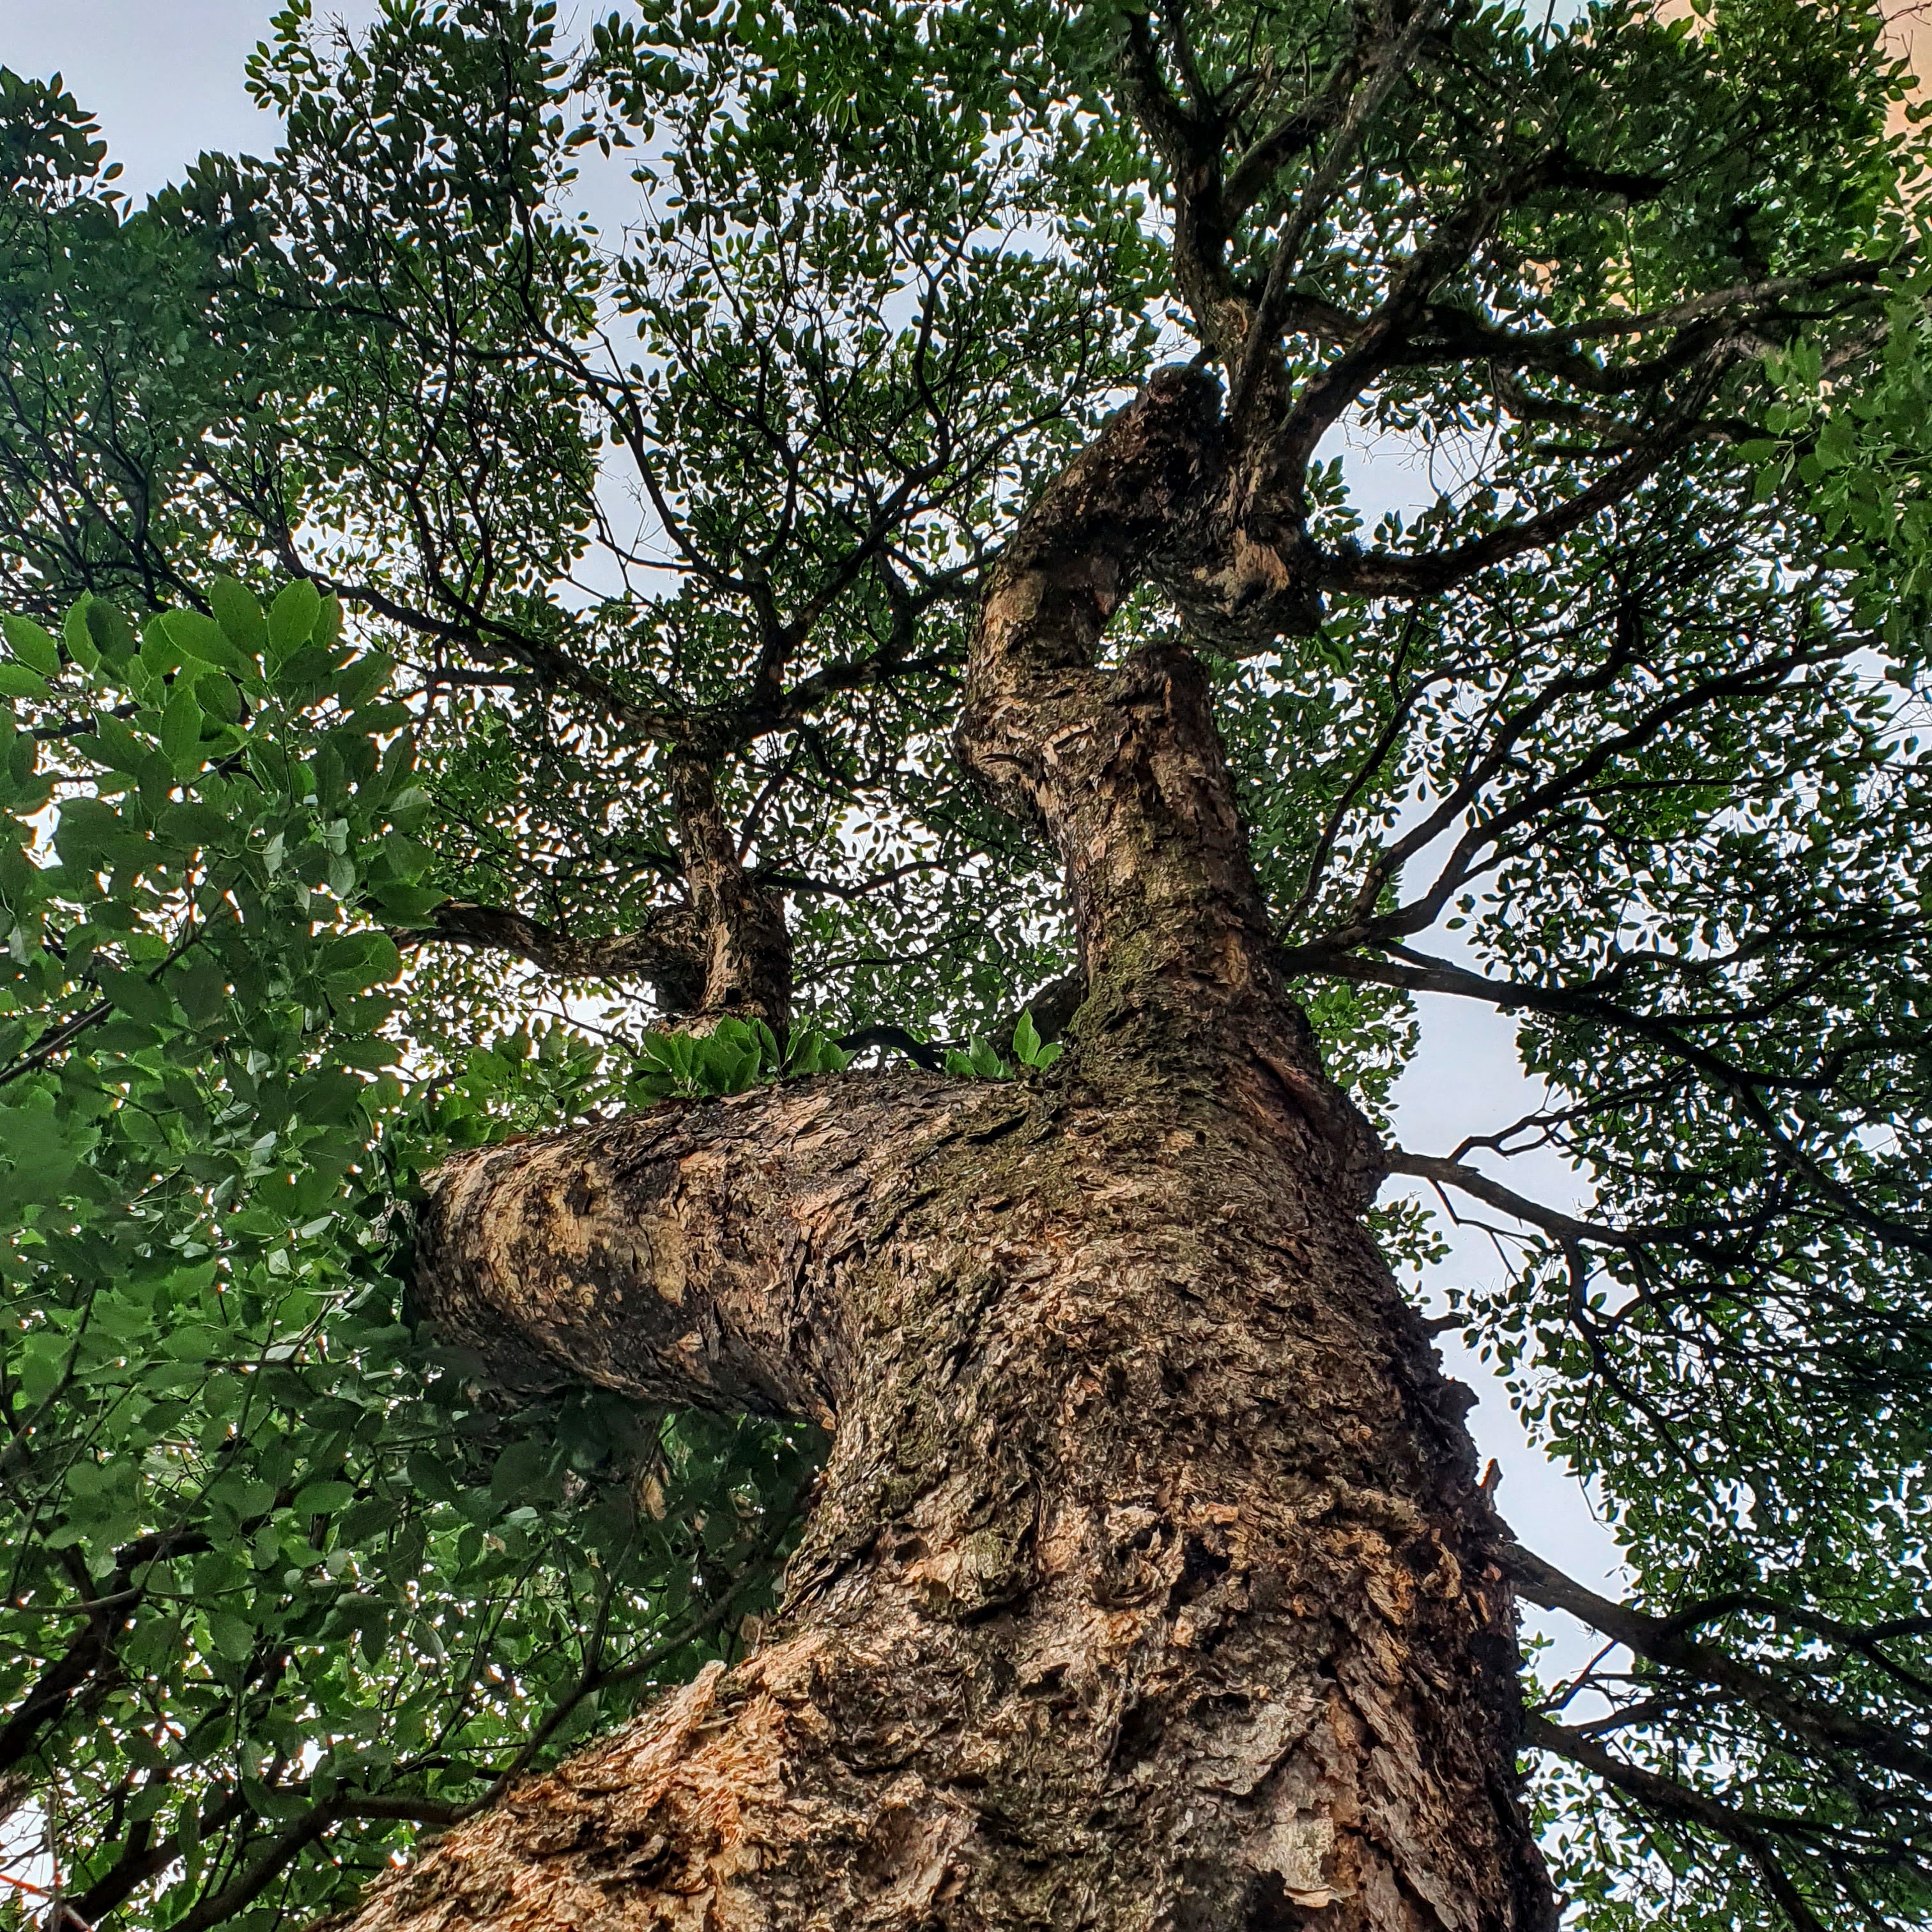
355, 373, 1557, 1932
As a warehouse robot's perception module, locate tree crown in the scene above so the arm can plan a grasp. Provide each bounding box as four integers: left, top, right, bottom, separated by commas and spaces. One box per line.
0, 1, 1929, 1924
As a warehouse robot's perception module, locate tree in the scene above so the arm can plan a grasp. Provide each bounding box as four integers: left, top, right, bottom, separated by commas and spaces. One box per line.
0, 0, 1929, 1926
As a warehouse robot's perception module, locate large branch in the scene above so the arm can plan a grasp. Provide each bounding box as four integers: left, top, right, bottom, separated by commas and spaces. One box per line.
413, 900, 704, 997
959, 369, 1266, 999
1386, 1148, 1634, 1248
404, 772, 796, 1036
1231, 0, 1448, 427
1317, 397, 1709, 601
408, 1070, 976, 1426
1117, 13, 1243, 355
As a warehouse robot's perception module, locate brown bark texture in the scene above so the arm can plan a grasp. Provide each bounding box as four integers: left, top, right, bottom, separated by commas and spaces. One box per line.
356, 373, 1557, 1932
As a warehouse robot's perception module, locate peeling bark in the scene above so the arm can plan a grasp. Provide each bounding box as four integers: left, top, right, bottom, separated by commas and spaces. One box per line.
372, 1061, 1550, 1931
362, 374, 1558, 1932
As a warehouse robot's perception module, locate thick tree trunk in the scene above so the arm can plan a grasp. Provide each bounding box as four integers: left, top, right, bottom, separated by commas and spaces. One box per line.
356, 374, 1556, 1931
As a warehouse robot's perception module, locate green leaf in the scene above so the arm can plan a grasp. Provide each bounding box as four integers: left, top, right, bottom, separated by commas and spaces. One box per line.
204, 1613, 257, 1664
1011, 1013, 1062, 1070
195, 670, 243, 723
968, 1035, 1010, 1080
57, 604, 99, 672
785, 1023, 853, 1077
209, 576, 269, 657
52, 794, 122, 866
85, 600, 135, 662
2, 615, 60, 676
101, 958, 175, 1021
172, 962, 231, 1025
334, 653, 393, 712
0, 663, 48, 701
63, 597, 104, 669
160, 684, 205, 775
291, 1480, 355, 1517
140, 615, 183, 678
315, 592, 344, 651
317, 931, 401, 992
371, 883, 450, 922
268, 580, 323, 658
160, 610, 247, 674
405, 1450, 461, 1503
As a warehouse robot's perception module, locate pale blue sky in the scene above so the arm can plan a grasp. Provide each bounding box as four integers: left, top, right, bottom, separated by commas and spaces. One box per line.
0, 0, 1626, 1637
0, 2, 381, 192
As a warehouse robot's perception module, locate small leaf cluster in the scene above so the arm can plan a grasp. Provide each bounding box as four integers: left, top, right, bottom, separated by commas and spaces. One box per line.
941, 1010, 1062, 1082
627, 1013, 852, 1103
1738, 268, 1932, 647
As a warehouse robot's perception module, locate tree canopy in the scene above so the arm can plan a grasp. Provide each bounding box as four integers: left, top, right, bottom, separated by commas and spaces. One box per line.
0, 0, 1929, 1926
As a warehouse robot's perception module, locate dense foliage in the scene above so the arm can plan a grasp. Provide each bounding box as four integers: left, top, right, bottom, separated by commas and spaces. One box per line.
0, 574, 820, 1932
0, 1, 1929, 1928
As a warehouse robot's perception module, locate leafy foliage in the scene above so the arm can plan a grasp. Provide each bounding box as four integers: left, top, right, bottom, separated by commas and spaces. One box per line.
0, 580, 815, 1932
939, 1013, 1067, 1080
629, 1013, 852, 1101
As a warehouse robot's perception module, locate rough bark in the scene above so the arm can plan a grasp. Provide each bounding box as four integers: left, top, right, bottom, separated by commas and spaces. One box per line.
358, 374, 1558, 1931
670, 754, 793, 1038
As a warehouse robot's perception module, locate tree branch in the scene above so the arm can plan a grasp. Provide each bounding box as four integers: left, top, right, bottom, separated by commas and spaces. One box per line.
1231, 0, 1448, 425
834, 1024, 947, 1072
1317, 379, 1713, 599
1386, 1149, 1629, 1248
1289, 942, 1838, 1099
1508, 1544, 1932, 1786
0, 1528, 208, 1777
406, 901, 706, 1003
1523, 1714, 1830, 1932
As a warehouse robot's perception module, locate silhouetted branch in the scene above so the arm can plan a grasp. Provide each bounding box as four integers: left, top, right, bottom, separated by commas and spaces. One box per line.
404, 901, 704, 998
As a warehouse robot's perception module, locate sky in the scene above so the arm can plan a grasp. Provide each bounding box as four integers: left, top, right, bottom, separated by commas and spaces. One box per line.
0, 0, 1629, 1646
0, 1, 379, 186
